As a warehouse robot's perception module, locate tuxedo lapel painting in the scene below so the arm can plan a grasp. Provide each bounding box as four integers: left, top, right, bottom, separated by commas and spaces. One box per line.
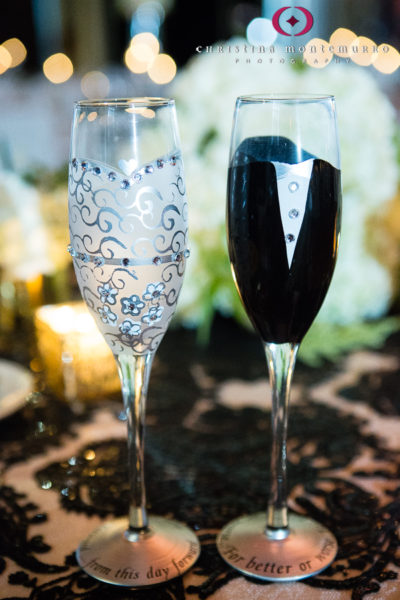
228, 136, 341, 343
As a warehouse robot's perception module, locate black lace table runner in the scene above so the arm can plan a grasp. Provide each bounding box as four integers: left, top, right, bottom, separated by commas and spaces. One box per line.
1, 318, 400, 599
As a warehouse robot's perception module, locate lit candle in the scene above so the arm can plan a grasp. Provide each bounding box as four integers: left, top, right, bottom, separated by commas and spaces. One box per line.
35, 302, 120, 401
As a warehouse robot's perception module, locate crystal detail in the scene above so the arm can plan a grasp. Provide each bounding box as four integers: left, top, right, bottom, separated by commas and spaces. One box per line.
108, 171, 116, 181
145, 165, 154, 174
153, 256, 161, 266
93, 256, 105, 267
121, 179, 130, 189
72, 158, 78, 168
93, 166, 101, 175
289, 181, 299, 193
157, 159, 164, 169
183, 249, 190, 258
134, 173, 142, 183
67, 245, 77, 258
81, 161, 88, 171
285, 234, 296, 243
289, 208, 300, 219
121, 258, 130, 266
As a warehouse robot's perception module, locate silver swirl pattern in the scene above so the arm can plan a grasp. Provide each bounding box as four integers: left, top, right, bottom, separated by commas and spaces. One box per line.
68, 153, 188, 356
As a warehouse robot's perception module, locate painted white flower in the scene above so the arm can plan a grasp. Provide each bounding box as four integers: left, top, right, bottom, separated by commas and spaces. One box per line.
119, 318, 141, 337
142, 305, 164, 324
121, 294, 145, 316
142, 282, 165, 301
98, 283, 117, 305
97, 305, 117, 326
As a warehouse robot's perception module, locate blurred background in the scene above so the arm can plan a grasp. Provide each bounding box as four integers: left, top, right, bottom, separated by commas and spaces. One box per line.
0, 0, 400, 396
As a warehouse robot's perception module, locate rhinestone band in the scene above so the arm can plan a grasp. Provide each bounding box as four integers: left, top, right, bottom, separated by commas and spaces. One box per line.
67, 245, 190, 267
71, 154, 178, 189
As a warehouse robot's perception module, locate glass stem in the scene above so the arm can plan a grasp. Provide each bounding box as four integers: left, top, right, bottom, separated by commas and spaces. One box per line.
264, 342, 299, 540
116, 352, 154, 538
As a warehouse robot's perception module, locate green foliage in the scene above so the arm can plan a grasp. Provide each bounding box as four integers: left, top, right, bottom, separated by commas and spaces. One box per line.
197, 128, 218, 155
299, 317, 400, 367
23, 164, 68, 191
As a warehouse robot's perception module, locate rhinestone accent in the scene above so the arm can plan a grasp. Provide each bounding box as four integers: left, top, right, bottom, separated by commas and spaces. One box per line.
145, 165, 154, 174
289, 181, 299, 193
157, 159, 164, 169
289, 208, 300, 219
121, 179, 131, 189
93, 256, 105, 267
93, 166, 101, 175
285, 234, 296, 243
81, 161, 88, 171
108, 171, 116, 181
72, 158, 78, 168
67, 246, 191, 266
134, 173, 142, 183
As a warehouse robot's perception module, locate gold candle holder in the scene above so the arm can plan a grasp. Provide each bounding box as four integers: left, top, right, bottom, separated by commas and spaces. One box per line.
35, 301, 119, 401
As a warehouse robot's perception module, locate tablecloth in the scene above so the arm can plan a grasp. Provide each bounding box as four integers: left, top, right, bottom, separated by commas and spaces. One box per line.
1, 318, 400, 599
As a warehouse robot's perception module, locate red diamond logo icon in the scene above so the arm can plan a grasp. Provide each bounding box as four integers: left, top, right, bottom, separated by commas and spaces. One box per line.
287, 15, 299, 27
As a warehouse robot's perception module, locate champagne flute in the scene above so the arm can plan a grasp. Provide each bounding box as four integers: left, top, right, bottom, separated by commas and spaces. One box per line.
68, 98, 199, 586
217, 94, 341, 581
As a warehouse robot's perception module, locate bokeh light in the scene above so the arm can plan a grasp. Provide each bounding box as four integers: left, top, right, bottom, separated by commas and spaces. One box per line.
373, 44, 400, 74
81, 70, 110, 98
349, 37, 377, 67
246, 18, 277, 46
0, 46, 12, 75
1, 38, 27, 68
125, 32, 160, 74
130, 1, 165, 37
43, 53, 73, 84
303, 39, 333, 69
329, 28, 357, 57
147, 53, 176, 84
130, 32, 159, 60
124, 46, 148, 73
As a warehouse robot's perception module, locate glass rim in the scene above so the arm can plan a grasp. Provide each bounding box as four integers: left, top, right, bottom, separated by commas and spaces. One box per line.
74, 97, 175, 108
237, 93, 335, 103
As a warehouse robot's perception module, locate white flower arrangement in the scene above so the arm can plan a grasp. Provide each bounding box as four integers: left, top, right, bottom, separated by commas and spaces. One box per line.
0, 169, 69, 283
172, 42, 400, 360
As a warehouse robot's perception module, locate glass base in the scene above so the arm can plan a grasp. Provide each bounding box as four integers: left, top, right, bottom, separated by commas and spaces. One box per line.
216, 512, 337, 582
76, 516, 200, 587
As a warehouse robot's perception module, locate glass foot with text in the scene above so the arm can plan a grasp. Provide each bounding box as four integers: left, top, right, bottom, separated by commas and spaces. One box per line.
77, 516, 200, 587
217, 513, 337, 582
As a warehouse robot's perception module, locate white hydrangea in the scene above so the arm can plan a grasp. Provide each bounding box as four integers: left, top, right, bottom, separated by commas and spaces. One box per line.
173, 42, 399, 327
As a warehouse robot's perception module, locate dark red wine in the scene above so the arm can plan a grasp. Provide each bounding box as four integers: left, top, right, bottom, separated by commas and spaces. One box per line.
227, 136, 341, 344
